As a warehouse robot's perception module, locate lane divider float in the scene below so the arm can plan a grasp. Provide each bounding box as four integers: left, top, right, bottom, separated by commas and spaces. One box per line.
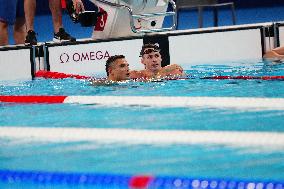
1, 127, 284, 147
0, 169, 283, 188
35, 70, 91, 80
202, 75, 284, 80
1, 95, 284, 110
35, 70, 284, 80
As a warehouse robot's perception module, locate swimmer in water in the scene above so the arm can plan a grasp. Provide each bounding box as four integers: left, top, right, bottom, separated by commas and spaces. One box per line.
130, 43, 185, 80
91, 55, 130, 85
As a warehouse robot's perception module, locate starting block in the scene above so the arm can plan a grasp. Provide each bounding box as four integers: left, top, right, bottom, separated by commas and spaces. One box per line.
89, 0, 177, 39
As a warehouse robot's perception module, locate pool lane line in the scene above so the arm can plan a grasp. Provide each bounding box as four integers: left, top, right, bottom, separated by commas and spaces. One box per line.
35, 70, 284, 80
1, 127, 284, 147
202, 75, 284, 80
1, 95, 284, 110
1, 170, 283, 188
35, 70, 91, 79
0, 95, 67, 103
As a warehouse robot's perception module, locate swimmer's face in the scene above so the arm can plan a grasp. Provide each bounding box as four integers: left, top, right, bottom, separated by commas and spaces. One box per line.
109, 58, 130, 81
141, 48, 162, 73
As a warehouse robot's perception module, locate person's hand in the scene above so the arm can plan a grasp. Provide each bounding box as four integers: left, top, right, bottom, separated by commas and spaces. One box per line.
159, 64, 184, 77
72, 0, 85, 14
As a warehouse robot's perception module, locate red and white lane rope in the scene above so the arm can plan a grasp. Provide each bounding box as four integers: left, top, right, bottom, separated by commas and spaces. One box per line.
35, 70, 91, 80
1, 95, 284, 110
1, 127, 284, 147
202, 75, 284, 80
35, 70, 284, 80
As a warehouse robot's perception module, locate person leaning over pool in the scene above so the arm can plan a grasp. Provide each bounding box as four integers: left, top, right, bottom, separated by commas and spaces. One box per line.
130, 43, 185, 80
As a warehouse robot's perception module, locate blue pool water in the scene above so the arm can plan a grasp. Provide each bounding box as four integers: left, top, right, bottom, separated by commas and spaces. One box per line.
0, 61, 284, 188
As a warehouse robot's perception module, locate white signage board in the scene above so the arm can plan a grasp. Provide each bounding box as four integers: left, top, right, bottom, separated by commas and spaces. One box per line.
169, 29, 263, 69
0, 48, 32, 80
279, 26, 284, 47
48, 39, 144, 77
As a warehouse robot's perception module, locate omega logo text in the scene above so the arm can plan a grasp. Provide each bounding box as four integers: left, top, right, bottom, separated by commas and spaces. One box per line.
59, 50, 110, 63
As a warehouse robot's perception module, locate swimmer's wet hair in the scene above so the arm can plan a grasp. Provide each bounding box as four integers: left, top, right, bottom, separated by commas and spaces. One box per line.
140, 43, 160, 57
105, 55, 125, 76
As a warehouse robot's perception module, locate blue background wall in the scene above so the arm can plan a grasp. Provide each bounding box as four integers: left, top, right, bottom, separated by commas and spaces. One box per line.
35, 0, 284, 14
220, 0, 284, 8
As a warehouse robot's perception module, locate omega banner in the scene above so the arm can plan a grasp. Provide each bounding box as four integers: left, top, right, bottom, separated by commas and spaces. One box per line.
169, 28, 263, 69
47, 39, 144, 77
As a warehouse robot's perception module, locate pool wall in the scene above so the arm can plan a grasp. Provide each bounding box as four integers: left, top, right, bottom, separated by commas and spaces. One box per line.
1, 22, 284, 80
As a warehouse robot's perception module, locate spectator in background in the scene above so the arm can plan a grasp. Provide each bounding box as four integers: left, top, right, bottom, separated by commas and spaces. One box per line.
0, 0, 26, 46
24, 0, 85, 45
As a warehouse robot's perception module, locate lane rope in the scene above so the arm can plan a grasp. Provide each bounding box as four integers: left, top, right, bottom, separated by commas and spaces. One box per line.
1, 95, 284, 110
1, 127, 284, 147
35, 70, 284, 80
35, 70, 91, 80
0, 169, 283, 188
0, 95, 67, 103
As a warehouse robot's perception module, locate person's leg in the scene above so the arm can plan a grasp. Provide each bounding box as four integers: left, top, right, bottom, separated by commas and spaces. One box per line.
0, 0, 17, 45
24, 0, 37, 45
49, 0, 63, 33
49, 0, 76, 42
14, 0, 26, 44
0, 21, 9, 45
13, 17, 26, 44
24, 0, 36, 31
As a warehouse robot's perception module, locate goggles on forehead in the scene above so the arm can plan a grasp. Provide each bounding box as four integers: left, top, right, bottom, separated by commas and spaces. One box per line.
140, 48, 160, 57
140, 44, 161, 57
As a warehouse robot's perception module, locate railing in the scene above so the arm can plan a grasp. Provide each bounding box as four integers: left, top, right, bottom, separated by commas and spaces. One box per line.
94, 0, 177, 33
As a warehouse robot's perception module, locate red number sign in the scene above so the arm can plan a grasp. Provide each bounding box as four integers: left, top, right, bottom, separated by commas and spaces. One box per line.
95, 7, 108, 31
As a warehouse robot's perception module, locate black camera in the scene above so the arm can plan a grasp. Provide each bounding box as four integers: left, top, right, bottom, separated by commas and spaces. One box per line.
66, 0, 105, 27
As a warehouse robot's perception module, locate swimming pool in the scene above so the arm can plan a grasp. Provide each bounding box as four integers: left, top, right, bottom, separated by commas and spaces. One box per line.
0, 61, 284, 188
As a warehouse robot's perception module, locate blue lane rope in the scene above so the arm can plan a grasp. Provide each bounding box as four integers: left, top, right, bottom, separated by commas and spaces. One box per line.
0, 170, 283, 189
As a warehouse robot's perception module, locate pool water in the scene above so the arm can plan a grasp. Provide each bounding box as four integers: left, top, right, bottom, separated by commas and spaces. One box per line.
0, 61, 284, 188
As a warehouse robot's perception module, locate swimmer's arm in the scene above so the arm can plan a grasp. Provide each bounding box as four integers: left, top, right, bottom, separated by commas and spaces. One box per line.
160, 64, 185, 77
272, 46, 284, 55
263, 50, 284, 59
